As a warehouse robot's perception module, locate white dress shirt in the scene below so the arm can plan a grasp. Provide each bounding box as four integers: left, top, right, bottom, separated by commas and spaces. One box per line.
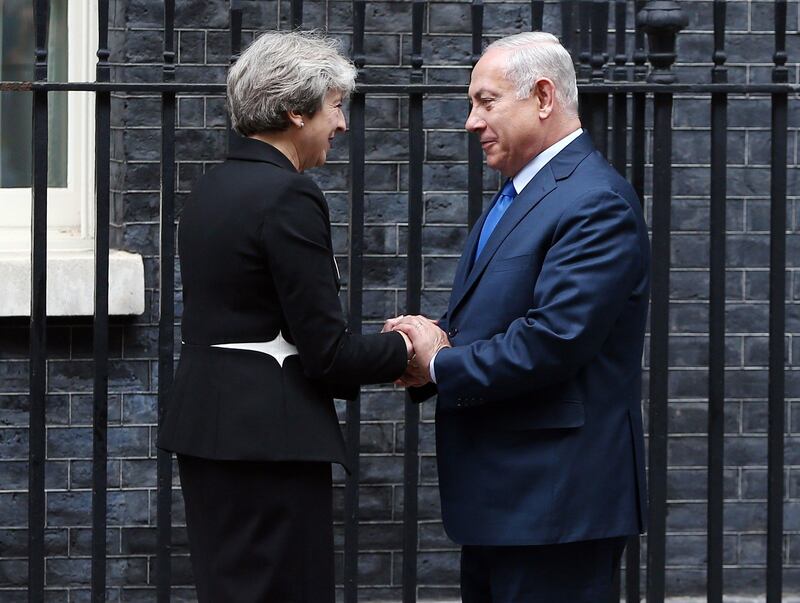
429, 128, 584, 384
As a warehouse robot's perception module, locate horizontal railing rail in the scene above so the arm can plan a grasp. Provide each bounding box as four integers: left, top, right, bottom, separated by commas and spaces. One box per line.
12, 1, 796, 601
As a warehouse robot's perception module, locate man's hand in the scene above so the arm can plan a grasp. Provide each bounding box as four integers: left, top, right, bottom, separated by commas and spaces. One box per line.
391, 315, 451, 386
381, 315, 406, 334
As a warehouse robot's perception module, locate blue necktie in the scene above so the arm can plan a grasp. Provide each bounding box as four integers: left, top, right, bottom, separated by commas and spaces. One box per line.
475, 179, 517, 259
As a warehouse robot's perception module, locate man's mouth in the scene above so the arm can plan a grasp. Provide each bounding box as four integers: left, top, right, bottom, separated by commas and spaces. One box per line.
481, 140, 496, 150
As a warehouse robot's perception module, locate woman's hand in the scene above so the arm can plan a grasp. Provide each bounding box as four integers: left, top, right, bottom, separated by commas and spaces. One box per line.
396, 328, 414, 360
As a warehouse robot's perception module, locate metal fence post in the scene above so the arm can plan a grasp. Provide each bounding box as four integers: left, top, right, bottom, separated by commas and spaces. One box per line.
344, 2, 367, 602
639, 2, 687, 601
767, 2, 789, 601
28, 1, 50, 596
707, 2, 728, 601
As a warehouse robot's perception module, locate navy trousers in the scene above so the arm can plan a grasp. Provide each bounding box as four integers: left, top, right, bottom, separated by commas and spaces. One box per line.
460, 537, 626, 603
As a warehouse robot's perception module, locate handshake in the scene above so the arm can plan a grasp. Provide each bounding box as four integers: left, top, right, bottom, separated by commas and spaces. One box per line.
381, 315, 452, 388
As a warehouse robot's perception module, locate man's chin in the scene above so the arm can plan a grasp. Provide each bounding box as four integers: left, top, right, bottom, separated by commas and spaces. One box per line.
485, 156, 505, 173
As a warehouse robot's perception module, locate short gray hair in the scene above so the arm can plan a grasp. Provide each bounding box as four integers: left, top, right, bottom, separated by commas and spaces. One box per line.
487, 32, 578, 116
227, 30, 357, 135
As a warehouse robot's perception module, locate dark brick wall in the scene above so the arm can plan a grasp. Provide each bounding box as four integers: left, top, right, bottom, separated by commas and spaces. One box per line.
1, 0, 800, 600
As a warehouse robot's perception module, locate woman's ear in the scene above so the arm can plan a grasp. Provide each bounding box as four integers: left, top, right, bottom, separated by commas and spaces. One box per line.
287, 110, 305, 129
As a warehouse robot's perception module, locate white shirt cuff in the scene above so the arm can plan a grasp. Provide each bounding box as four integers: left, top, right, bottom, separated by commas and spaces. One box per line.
429, 350, 440, 384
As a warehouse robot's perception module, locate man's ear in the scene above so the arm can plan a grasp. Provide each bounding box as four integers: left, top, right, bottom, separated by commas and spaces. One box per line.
533, 78, 556, 118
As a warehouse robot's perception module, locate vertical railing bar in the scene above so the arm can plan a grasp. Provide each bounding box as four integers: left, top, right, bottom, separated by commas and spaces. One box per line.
627, 4, 647, 599
290, 0, 303, 29
228, 1, 243, 151
640, 4, 686, 601
631, 0, 647, 202
707, 2, 727, 602
28, 1, 50, 600
583, 0, 608, 162
156, 0, 176, 600
403, 5, 425, 601
588, 0, 609, 157
468, 1, 484, 230
577, 0, 592, 132
531, 0, 544, 30
589, 0, 609, 82
767, 1, 788, 601
90, 0, 111, 599
578, 0, 592, 80
230, 1, 242, 59
610, 2, 627, 598
611, 0, 627, 175
646, 88, 671, 603
344, 4, 366, 601
560, 0, 577, 59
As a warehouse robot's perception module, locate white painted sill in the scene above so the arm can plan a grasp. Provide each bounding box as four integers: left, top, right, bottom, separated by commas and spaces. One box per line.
0, 237, 145, 317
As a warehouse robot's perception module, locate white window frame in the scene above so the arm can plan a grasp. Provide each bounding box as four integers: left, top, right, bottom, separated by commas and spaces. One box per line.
0, 0, 144, 317
0, 0, 96, 248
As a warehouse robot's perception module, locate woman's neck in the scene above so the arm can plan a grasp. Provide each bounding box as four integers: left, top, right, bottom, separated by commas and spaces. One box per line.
249, 132, 302, 171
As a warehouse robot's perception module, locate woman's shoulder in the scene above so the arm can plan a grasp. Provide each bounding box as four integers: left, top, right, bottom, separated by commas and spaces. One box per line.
215, 159, 325, 208
235, 160, 324, 201
281, 169, 325, 199
242, 167, 329, 229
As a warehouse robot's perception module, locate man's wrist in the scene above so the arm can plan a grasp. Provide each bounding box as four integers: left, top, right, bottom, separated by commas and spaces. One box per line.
428, 334, 452, 384
428, 351, 438, 384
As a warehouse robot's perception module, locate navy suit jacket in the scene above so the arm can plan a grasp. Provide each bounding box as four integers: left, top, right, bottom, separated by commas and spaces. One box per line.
412, 132, 650, 546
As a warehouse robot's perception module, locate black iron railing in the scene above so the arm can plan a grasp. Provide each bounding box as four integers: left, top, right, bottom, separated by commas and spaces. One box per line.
5, 0, 797, 601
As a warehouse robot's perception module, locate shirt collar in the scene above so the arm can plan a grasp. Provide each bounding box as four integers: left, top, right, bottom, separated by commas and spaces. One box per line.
511, 128, 583, 194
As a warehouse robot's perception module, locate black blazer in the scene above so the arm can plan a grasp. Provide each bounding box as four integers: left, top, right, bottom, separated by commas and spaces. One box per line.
157, 135, 407, 466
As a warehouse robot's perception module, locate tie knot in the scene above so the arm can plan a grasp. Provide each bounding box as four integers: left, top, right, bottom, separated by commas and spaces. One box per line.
501, 179, 517, 199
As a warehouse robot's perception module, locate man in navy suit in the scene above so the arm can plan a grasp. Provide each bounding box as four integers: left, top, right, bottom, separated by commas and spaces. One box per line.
388, 32, 650, 602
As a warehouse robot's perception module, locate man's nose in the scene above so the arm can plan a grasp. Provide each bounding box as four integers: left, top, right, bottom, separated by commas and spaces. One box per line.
465, 110, 482, 132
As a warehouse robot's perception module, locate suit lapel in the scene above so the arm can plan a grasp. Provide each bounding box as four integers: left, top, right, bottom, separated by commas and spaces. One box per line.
448, 190, 500, 302
447, 165, 557, 318
446, 132, 597, 319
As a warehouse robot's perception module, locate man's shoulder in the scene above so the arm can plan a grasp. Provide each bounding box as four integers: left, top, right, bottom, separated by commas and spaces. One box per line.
566, 153, 640, 206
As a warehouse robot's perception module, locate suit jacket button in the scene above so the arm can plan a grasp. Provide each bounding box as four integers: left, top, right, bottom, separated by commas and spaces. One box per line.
448, 328, 458, 337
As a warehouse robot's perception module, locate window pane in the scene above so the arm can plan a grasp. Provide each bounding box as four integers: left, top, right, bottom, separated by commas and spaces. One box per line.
0, 0, 68, 188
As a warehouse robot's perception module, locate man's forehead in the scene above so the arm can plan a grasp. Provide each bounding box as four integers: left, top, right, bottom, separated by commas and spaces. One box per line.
468, 55, 512, 96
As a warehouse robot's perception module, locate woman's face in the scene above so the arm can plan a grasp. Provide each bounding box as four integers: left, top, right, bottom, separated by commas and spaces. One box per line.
299, 89, 347, 171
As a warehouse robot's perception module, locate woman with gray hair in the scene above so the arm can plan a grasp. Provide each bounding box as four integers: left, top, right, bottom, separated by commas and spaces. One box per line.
158, 31, 412, 603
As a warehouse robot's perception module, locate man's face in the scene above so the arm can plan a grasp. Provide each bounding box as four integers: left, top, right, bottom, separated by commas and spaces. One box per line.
465, 48, 543, 178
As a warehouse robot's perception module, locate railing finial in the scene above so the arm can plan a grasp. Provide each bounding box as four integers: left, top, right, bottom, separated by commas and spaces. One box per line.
637, 0, 687, 85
